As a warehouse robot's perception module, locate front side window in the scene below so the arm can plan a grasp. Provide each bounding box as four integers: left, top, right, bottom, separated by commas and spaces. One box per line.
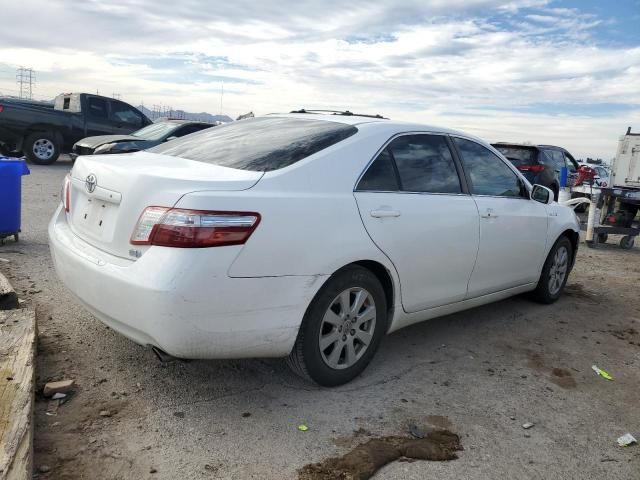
150, 117, 358, 172
454, 137, 523, 197
111, 102, 142, 126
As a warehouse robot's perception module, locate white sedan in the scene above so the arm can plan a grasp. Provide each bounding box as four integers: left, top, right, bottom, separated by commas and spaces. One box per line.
49, 112, 579, 386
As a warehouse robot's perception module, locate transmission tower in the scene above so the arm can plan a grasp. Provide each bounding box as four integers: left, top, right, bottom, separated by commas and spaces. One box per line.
16, 67, 35, 100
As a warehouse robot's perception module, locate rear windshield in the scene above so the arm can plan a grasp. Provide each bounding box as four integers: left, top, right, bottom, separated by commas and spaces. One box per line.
149, 117, 358, 172
492, 146, 537, 166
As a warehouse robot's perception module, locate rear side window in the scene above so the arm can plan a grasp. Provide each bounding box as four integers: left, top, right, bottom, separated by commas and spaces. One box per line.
357, 149, 399, 191
493, 146, 536, 167
542, 149, 564, 169
390, 135, 461, 193
87, 97, 108, 119
150, 117, 358, 172
357, 134, 461, 193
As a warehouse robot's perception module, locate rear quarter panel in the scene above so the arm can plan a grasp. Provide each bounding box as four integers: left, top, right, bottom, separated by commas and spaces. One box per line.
174, 125, 398, 279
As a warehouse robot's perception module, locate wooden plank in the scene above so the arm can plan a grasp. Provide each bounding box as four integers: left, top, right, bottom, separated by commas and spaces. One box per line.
0, 309, 36, 480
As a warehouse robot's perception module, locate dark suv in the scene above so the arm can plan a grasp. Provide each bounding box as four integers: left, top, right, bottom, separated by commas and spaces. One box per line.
491, 143, 579, 200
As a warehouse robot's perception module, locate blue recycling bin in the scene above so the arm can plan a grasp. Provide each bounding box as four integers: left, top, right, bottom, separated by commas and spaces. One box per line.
0, 157, 30, 242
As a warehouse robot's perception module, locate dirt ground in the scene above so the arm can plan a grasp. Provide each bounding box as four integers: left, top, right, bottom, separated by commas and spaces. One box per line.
1, 159, 639, 479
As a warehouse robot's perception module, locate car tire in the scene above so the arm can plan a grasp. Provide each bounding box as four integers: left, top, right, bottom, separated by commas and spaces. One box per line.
531, 236, 573, 304
597, 233, 608, 244
620, 236, 635, 250
287, 265, 388, 387
24, 132, 60, 165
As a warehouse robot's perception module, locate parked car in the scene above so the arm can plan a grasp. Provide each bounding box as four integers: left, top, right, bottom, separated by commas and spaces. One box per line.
492, 143, 579, 200
49, 113, 579, 386
0, 93, 151, 164
72, 120, 215, 157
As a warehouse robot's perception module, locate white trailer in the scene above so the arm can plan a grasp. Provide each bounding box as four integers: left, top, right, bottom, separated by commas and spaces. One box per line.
611, 127, 640, 188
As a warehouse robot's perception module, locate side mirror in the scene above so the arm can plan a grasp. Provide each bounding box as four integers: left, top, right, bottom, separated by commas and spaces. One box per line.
531, 184, 554, 204
165, 136, 178, 142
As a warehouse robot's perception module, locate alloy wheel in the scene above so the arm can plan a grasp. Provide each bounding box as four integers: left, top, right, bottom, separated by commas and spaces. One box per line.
548, 245, 568, 295
318, 287, 376, 370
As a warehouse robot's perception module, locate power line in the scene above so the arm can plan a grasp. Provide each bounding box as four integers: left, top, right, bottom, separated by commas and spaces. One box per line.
16, 67, 35, 100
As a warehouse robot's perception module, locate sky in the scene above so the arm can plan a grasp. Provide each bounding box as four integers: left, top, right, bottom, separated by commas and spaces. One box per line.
0, 0, 639, 159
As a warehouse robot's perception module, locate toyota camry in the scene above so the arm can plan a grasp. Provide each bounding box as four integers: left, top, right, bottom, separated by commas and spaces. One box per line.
49, 111, 579, 386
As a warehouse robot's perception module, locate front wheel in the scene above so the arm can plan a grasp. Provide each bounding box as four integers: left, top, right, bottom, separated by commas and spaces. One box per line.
531, 236, 573, 304
287, 266, 388, 386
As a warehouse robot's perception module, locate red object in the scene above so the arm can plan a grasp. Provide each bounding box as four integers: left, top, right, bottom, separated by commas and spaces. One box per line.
517, 164, 545, 173
0, 105, 4, 113
575, 165, 597, 186
131, 207, 260, 248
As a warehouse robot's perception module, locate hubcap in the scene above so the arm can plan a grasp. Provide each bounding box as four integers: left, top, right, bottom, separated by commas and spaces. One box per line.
32, 138, 54, 160
548, 246, 569, 295
318, 287, 376, 370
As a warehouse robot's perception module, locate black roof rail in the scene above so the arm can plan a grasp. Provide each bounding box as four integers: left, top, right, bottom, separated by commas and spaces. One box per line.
290, 109, 388, 119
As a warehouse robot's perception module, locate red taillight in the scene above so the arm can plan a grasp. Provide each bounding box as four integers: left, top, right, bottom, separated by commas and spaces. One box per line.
130, 207, 261, 248
62, 174, 71, 212
0, 105, 4, 113
517, 164, 545, 173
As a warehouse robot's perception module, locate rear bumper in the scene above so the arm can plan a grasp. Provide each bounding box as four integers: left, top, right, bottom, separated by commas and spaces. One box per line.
48, 206, 327, 359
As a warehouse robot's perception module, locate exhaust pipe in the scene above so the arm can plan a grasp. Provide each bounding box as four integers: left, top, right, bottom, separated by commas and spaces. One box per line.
151, 345, 177, 363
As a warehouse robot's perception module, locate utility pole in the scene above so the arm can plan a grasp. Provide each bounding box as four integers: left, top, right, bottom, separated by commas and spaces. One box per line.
16, 67, 35, 100
111, 93, 121, 100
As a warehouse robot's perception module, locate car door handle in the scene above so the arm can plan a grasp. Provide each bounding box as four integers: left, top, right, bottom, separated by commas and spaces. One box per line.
370, 209, 401, 218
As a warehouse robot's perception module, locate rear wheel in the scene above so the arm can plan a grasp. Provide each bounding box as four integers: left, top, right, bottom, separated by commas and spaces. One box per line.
25, 132, 60, 165
531, 236, 572, 304
287, 266, 387, 386
597, 233, 608, 244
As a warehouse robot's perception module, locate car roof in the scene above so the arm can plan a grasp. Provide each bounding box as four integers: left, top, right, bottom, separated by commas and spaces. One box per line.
159, 119, 214, 126
492, 143, 539, 149
268, 112, 482, 141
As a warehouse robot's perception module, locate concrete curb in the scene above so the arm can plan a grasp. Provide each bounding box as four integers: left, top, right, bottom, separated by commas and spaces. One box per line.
0, 271, 35, 480
0, 272, 18, 311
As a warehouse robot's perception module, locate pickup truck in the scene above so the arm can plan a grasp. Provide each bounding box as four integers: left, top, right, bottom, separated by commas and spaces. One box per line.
0, 93, 151, 164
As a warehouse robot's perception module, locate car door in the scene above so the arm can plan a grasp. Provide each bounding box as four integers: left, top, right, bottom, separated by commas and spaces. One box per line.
452, 137, 548, 297
354, 133, 480, 313
109, 100, 144, 135
84, 96, 115, 137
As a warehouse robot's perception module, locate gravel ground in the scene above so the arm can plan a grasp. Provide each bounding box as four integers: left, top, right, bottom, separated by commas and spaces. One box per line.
1, 157, 639, 479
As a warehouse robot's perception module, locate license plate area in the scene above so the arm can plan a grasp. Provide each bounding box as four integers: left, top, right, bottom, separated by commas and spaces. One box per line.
71, 192, 119, 242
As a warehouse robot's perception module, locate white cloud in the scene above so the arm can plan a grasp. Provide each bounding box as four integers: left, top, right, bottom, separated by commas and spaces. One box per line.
0, 0, 638, 158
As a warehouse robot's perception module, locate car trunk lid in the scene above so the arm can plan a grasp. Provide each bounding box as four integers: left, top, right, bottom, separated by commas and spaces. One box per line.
68, 151, 264, 259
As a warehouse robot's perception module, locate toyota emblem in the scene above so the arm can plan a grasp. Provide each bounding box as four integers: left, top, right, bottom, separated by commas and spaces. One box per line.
85, 173, 97, 193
